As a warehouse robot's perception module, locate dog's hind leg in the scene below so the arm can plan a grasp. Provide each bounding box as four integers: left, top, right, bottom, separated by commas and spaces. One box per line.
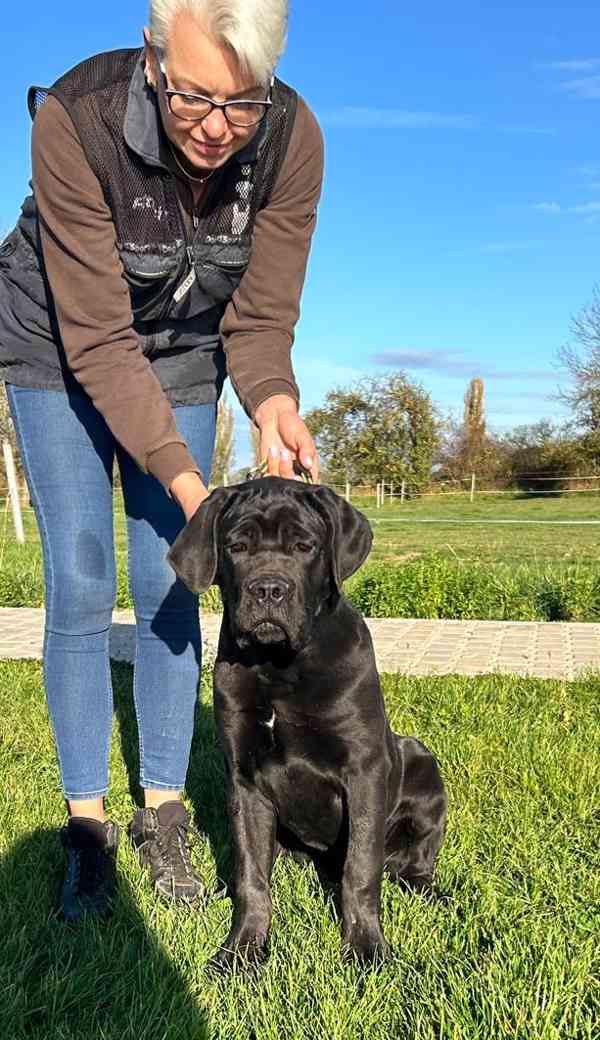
384, 735, 447, 896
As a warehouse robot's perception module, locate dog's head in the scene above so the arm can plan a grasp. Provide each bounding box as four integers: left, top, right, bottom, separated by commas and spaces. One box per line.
168, 477, 372, 652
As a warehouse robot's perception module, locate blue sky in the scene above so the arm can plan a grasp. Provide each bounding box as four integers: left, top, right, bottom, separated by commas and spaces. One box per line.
3, 1, 600, 467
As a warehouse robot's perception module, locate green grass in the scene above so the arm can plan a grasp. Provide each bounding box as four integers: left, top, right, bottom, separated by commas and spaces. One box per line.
0, 661, 597, 1039
357, 491, 600, 567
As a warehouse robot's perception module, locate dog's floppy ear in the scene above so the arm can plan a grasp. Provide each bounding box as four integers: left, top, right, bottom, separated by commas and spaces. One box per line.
167, 487, 234, 593
311, 486, 372, 591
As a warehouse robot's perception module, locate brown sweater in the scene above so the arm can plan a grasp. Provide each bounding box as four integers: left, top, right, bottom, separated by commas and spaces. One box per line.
31, 94, 323, 491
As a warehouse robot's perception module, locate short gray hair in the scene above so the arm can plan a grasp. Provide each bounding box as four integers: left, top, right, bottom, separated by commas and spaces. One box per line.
148, 0, 288, 85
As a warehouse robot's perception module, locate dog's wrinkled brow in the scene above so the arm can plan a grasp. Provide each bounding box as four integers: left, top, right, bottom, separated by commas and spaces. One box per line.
222, 503, 325, 542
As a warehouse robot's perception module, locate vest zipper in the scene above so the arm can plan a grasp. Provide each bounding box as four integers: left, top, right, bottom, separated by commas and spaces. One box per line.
171, 174, 222, 305
186, 213, 199, 268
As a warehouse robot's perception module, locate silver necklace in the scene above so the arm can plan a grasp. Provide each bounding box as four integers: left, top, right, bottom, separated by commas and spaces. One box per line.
169, 142, 216, 184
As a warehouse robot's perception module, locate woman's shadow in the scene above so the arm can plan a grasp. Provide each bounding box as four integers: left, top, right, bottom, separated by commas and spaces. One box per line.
0, 662, 213, 1040
0, 828, 211, 1039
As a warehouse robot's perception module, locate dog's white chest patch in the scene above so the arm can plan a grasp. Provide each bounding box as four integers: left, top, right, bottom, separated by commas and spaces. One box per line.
262, 710, 276, 730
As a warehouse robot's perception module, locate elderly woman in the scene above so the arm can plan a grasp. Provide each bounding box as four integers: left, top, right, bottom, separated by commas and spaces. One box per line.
0, 0, 322, 920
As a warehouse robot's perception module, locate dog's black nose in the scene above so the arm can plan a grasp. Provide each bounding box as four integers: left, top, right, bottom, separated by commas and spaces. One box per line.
248, 576, 291, 604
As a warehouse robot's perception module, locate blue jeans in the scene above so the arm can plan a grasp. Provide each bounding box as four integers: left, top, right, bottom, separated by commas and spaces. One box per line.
7, 384, 216, 801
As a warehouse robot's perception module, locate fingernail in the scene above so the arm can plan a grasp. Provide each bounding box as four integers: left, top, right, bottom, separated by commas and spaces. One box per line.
269, 445, 279, 458
281, 449, 290, 461
304, 455, 313, 467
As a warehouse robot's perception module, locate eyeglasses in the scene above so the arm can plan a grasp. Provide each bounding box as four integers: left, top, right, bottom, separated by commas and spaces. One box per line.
158, 61, 272, 128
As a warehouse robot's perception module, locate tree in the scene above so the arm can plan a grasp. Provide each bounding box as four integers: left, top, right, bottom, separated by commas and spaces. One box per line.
304, 373, 439, 490
211, 391, 235, 486
248, 421, 262, 469
557, 285, 600, 431
499, 419, 580, 494
435, 379, 508, 484
463, 377, 486, 468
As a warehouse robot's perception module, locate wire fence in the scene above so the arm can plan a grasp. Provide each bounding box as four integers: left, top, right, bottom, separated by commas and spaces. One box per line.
324, 472, 600, 506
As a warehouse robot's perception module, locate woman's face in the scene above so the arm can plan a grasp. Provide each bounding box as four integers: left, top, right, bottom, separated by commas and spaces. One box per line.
144, 11, 266, 173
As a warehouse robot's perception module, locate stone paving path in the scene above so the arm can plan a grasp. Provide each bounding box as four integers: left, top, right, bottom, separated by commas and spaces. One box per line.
1, 608, 599, 679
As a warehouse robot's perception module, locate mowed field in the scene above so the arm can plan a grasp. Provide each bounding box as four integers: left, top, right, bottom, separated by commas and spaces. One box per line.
351, 491, 600, 568
3, 488, 600, 570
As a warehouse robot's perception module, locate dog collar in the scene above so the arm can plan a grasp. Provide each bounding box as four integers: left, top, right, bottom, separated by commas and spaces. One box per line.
245, 458, 312, 483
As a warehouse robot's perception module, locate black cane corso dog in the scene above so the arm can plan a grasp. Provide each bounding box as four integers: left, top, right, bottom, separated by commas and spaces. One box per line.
168, 477, 447, 969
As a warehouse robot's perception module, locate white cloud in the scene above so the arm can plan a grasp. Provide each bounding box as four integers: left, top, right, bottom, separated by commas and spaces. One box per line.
369, 349, 558, 382
569, 201, 600, 214
319, 108, 555, 135
561, 75, 600, 99
533, 200, 600, 218
534, 202, 562, 214
480, 241, 537, 254
499, 124, 556, 136
572, 165, 600, 191
318, 107, 478, 130
543, 59, 600, 72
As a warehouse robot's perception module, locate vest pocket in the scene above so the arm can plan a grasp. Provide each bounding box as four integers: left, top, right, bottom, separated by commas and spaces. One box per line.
196, 242, 251, 305
122, 258, 180, 322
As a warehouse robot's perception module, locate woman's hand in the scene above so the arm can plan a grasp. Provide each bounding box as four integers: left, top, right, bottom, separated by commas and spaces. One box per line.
253, 394, 319, 481
169, 472, 210, 522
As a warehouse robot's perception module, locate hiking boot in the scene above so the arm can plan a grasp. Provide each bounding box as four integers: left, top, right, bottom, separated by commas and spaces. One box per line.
129, 800, 204, 903
59, 817, 119, 922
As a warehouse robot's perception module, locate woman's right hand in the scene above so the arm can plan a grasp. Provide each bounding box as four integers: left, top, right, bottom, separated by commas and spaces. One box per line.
169, 472, 210, 522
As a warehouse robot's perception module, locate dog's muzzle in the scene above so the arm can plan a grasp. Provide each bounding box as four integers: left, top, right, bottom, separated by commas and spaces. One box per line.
238, 574, 298, 647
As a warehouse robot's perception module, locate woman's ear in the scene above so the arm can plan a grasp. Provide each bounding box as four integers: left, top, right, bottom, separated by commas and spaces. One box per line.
142, 27, 157, 90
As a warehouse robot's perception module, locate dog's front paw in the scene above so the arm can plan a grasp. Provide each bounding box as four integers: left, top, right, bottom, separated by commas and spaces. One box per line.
207, 929, 269, 976
342, 923, 392, 966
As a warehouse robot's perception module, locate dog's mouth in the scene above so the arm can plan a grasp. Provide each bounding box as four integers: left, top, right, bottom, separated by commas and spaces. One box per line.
251, 620, 288, 644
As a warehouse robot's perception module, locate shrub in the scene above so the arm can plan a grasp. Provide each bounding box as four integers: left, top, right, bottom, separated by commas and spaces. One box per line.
344, 553, 600, 622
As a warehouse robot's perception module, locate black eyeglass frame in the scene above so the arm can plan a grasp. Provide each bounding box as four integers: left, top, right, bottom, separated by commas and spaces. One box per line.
156, 58, 273, 128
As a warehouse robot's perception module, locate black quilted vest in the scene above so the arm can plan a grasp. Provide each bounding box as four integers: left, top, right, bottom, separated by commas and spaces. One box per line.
0, 48, 297, 402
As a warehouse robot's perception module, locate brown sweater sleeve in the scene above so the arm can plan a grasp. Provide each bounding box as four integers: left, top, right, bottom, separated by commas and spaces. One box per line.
31, 96, 200, 492
220, 96, 324, 418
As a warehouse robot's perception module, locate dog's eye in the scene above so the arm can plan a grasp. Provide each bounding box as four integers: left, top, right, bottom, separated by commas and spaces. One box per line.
295, 542, 313, 553
228, 542, 248, 553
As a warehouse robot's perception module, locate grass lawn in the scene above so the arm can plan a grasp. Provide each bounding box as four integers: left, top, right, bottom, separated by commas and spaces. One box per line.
0, 660, 597, 1039
357, 492, 600, 567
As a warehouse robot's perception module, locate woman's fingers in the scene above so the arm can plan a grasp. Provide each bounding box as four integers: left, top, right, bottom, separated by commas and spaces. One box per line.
258, 413, 319, 482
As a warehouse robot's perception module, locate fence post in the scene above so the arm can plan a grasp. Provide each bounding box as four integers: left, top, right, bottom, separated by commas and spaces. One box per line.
389, 482, 393, 503
3, 440, 24, 544
401, 479, 406, 504
470, 472, 476, 503
345, 481, 350, 503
